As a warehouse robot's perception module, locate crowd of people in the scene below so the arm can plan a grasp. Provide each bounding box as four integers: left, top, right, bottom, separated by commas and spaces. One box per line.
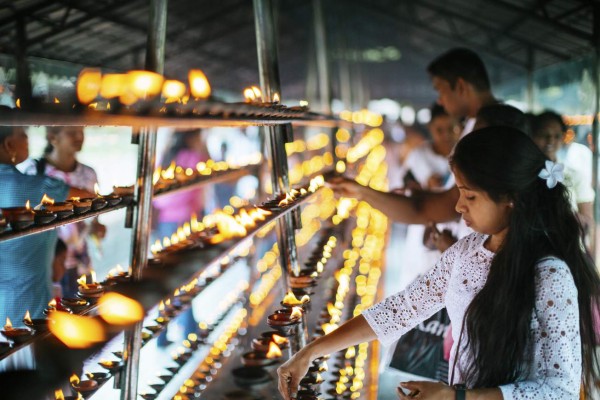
278, 48, 600, 400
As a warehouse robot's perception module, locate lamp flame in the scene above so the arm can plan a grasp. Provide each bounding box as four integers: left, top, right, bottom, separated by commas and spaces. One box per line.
278, 192, 294, 207
189, 69, 211, 99
282, 291, 309, 306
272, 334, 288, 345
290, 306, 303, 319
25, 200, 31, 210
48, 311, 106, 349
40, 194, 55, 205
55, 389, 65, 400
94, 183, 101, 197
48, 298, 57, 308
4, 317, 13, 330
98, 292, 144, 325
76, 68, 102, 104
100, 74, 127, 99
70, 373, 80, 385
127, 70, 164, 99
77, 274, 88, 288
273, 93, 280, 103
266, 341, 282, 358
24, 310, 32, 325
162, 79, 186, 101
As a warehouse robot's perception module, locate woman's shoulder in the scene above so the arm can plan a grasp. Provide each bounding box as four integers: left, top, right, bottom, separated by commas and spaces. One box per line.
443, 231, 490, 260
534, 257, 577, 294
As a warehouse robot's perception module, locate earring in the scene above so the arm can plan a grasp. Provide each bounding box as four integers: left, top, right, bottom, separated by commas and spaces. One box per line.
10, 153, 16, 164
509, 202, 514, 208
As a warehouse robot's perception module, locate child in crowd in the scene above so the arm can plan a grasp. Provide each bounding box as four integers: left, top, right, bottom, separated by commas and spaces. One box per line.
280, 127, 600, 400
52, 239, 67, 298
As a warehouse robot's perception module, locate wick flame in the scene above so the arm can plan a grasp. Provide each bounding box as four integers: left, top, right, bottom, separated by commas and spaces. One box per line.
91, 270, 97, 284
316, 372, 324, 383
266, 341, 282, 358
290, 306, 303, 319
94, 183, 101, 197
70, 373, 80, 385
4, 317, 13, 330
24, 310, 32, 324
25, 200, 31, 210
272, 334, 288, 345
54, 97, 60, 104
282, 291, 304, 305
55, 389, 65, 400
41, 194, 55, 205
278, 192, 294, 207
189, 69, 211, 99
273, 93, 280, 103
48, 298, 57, 308
77, 274, 88, 287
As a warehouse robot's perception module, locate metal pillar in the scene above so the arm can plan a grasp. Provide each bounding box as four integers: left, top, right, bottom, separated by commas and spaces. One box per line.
592, 3, 600, 262
313, 0, 331, 115
14, 16, 33, 109
526, 47, 535, 112
253, 0, 301, 298
121, 0, 167, 399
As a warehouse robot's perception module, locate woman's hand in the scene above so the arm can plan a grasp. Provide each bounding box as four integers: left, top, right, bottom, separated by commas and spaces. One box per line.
328, 176, 363, 199
397, 381, 455, 400
277, 348, 313, 400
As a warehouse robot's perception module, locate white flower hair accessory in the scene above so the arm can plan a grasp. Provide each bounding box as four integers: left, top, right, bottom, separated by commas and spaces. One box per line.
538, 160, 564, 189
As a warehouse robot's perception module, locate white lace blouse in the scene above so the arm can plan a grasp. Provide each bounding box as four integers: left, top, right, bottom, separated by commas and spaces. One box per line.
363, 232, 581, 400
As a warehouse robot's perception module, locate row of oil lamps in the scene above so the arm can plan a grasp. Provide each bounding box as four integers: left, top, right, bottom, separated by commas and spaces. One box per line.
0, 185, 131, 232
153, 153, 262, 194
150, 175, 325, 255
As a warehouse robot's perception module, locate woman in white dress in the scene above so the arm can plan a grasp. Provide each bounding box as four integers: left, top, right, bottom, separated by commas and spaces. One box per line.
278, 127, 600, 400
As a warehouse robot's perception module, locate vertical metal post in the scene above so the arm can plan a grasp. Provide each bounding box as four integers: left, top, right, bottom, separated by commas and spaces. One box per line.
14, 16, 33, 109
121, 1, 167, 399
253, 0, 300, 284
526, 47, 535, 112
313, 0, 331, 115
592, 3, 600, 262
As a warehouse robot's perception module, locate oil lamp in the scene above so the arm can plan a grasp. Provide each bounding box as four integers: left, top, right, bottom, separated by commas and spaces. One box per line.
22, 310, 49, 332
36, 194, 74, 219
66, 197, 92, 214
1, 317, 32, 343
70, 372, 98, 394
1, 201, 35, 230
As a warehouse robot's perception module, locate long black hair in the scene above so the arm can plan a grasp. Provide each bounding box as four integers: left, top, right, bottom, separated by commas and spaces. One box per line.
450, 126, 600, 394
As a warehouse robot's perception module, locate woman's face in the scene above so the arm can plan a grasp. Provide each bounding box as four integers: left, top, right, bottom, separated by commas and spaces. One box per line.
532, 120, 564, 161
454, 170, 512, 237
51, 127, 84, 154
3, 127, 29, 164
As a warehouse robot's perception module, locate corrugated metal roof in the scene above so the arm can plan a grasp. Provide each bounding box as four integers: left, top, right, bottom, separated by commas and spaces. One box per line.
0, 0, 595, 106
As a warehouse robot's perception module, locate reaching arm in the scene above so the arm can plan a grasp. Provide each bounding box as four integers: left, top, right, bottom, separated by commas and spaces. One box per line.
277, 315, 375, 400
329, 176, 460, 224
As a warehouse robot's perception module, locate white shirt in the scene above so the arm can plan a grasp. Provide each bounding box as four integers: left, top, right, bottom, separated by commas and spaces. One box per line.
363, 233, 581, 399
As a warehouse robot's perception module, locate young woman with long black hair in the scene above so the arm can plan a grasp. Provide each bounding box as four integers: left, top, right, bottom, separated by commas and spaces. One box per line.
277, 127, 600, 400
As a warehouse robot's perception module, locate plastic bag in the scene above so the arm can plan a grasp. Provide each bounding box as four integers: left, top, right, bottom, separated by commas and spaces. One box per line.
389, 308, 450, 382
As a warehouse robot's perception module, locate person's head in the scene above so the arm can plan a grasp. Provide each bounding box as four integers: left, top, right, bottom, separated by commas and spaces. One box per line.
160, 129, 202, 168
473, 103, 527, 132
0, 126, 29, 165
427, 48, 491, 118
428, 103, 457, 150
44, 126, 85, 156
530, 111, 566, 161
450, 127, 599, 394
52, 239, 67, 283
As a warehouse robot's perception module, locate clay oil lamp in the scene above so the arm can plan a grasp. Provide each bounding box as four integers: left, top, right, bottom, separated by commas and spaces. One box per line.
289, 272, 318, 289
241, 342, 282, 368
231, 366, 270, 387
85, 372, 109, 384
144, 324, 162, 334
299, 372, 324, 392
172, 347, 191, 365
141, 331, 152, 344
267, 307, 303, 336
0, 213, 7, 229
155, 315, 170, 326
296, 389, 323, 400
261, 330, 292, 341
95, 183, 121, 207
81, 195, 107, 211
1, 201, 35, 230
1, 317, 32, 343
44, 298, 72, 315
112, 185, 134, 204
112, 351, 123, 359
32, 207, 57, 225
70, 373, 98, 395
103, 264, 130, 285
22, 310, 49, 332
98, 359, 122, 374
157, 372, 173, 384
77, 271, 104, 298
252, 332, 289, 352
148, 381, 166, 392
66, 197, 92, 215
281, 291, 311, 311
60, 298, 89, 313
139, 392, 158, 400
36, 194, 74, 219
